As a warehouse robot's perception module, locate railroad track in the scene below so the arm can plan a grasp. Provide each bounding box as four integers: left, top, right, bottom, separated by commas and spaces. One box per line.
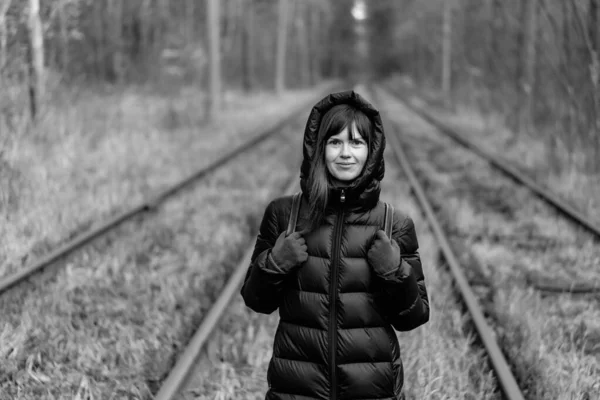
0, 84, 340, 297
154, 177, 301, 400
380, 86, 600, 294
150, 86, 524, 399
384, 86, 600, 240
375, 86, 600, 399
374, 91, 525, 400
151, 86, 600, 400
0, 85, 345, 399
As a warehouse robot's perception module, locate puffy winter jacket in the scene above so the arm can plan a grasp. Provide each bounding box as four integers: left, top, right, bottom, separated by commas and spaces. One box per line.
241, 91, 429, 400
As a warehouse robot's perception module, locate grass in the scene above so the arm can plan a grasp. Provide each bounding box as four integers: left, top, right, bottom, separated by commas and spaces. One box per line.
0, 82, 332, 278
0, 81, 335, 398
383, 74, 600, 223
374, 87, 600, 399
179, 99, 500, 399
0, 116, 307, 399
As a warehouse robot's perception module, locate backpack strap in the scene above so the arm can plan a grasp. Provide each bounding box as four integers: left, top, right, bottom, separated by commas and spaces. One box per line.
383, 202, 394, 239
286, 192, 302, 235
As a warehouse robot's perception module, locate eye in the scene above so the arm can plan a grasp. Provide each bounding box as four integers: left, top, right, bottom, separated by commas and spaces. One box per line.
351, 138, 366, 146
327, 138, 342, 145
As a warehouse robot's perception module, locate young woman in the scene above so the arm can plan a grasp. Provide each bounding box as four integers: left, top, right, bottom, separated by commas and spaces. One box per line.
241, 90, 429, 400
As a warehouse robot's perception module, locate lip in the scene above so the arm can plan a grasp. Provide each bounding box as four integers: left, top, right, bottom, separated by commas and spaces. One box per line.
336, 163, 355, 166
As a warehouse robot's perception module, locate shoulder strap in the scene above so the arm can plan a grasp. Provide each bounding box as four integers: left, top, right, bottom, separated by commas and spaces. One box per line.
383, 202, 394, 239
286, 192, 302, 235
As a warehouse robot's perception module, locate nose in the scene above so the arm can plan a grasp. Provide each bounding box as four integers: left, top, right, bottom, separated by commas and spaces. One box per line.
340, 143, 351, 158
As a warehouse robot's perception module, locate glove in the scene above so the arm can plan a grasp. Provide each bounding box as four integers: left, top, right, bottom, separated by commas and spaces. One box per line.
270, 231, 308, 272
367, 230, 401, 276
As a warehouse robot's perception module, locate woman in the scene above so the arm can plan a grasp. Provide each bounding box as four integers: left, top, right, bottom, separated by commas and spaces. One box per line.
241, 90, 429, 400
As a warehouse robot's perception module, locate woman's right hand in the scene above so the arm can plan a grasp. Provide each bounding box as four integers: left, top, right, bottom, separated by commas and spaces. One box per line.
271, 231, 308, 272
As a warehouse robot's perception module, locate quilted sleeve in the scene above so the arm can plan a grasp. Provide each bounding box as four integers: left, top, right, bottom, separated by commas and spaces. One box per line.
240, 199, 289, 314
375, 215, 430, 331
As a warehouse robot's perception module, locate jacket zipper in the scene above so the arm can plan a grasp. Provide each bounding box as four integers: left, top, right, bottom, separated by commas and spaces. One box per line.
329, 189, 345, 399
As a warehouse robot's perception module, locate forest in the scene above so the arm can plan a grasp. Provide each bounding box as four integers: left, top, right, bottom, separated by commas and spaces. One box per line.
1, 0, 599, 163
0, 1, 599, 398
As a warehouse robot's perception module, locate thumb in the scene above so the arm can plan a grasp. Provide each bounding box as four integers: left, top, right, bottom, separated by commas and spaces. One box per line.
275, 230, 287, 244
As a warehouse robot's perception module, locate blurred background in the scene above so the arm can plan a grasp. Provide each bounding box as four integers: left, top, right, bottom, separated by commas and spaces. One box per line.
1, 2, 600, 398
1, 0, 598, 142
1, 1, 599, 252
2, 0, 599, 244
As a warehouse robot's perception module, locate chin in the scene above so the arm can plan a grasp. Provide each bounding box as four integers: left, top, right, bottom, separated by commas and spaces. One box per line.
335, 173, 358, 182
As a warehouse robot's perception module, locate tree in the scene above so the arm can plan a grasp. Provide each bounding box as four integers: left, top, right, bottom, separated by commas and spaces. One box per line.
441, 0, 453, 97
207, 0, 220, 120
275, 0, 290, 93
28, 0, 44, 119
0, 0, 13, 73
241, 0, 255, 91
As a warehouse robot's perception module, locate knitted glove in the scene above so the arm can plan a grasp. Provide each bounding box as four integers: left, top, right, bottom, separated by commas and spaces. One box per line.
367, 230, 401, 276
270, 231, 308, 272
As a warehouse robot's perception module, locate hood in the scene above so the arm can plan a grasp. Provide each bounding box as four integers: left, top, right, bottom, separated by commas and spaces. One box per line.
299, 90, 386, 210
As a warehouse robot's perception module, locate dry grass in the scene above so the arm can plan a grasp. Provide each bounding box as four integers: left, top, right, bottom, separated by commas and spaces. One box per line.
0, 81, 337, 398
374, 87, 600, 399
0, 113, 309, 399
0, 83, 332, 278
180, 94, 500, 399
383, 74, 600, 223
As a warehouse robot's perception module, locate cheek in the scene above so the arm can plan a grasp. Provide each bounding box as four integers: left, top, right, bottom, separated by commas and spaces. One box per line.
357, 147, 368, 166
325, 146, 338, 164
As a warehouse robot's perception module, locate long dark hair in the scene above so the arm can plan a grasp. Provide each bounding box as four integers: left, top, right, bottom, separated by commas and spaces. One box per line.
305, 104, 374, 231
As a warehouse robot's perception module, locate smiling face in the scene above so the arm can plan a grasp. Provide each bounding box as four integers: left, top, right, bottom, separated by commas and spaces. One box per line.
325, 122, 368, 184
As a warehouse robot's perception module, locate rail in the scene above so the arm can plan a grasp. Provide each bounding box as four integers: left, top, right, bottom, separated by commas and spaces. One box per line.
380, 95, 527, 400
153, 176, 299, 400
0, 83, 340, 295
387, 89, 600, 239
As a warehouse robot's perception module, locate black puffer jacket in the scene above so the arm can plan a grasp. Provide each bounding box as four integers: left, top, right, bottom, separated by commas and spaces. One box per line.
241, 91, 429, 400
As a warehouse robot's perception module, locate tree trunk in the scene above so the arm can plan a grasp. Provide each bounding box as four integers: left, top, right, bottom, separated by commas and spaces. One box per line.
28, 0, 44, 120
275, 0, 290, 93
441, 0, 452, 97
589, 0, 599, 56
308, 3, 322, 85
523, 0, 539, 132
107, 0, 124, 82
561, 0, 577, 160
295, 1, 310, 87
513, 0, 538, 134
483, 0, 493, 69
186, 0, 195, 44
207, 0, 221, 120
58, 0, 69, 74
91, 1, 104, 79
0, 0, 12, 73
242, 0, 255, 91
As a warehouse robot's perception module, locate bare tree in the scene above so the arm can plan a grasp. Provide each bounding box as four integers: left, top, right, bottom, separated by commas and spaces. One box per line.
0, 0, 12, 73
513, 0, 539, 134
293, 1, 310, 87
589, 0, 599, 56
207, 0, 221, 120
58, 0, 69, 73
242, 0, 255, 91
522, 0, 538, 132
441, 0, 452, 96
28, 0, 44, 119
275, 0, 290, 93
308, 1, 322, 85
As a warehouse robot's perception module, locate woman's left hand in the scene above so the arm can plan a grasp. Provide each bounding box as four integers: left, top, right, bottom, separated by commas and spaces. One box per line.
367, 230, 401, 276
